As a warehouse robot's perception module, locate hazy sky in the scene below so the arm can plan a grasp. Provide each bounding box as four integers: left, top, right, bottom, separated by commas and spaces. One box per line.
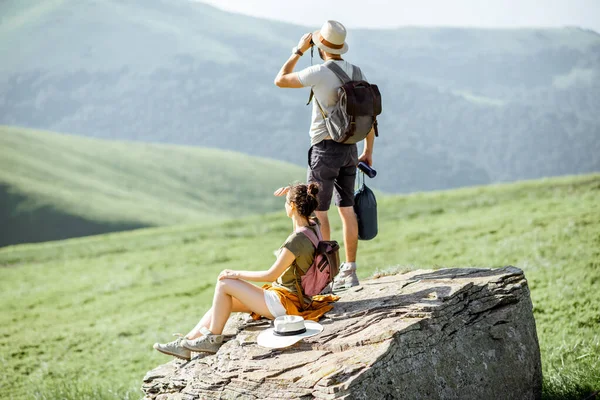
198, 0, 600, 32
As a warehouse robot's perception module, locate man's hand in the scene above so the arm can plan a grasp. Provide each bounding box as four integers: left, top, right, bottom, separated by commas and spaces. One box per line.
274, 186, 290, 197
297, 33, 313, 54
274, 33, 310, 88
218, 269, 240, 281
358, 152, 373, 167
358, 126, 376, 166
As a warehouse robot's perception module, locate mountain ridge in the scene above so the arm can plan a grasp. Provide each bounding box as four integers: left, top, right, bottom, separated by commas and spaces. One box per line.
1, 0, 598, 193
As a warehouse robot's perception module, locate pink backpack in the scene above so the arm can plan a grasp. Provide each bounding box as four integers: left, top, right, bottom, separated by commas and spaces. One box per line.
295, 225, 340, 299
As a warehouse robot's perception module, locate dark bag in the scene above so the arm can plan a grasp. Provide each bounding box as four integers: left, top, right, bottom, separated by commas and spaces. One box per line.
354, 173, 378, 240
309, 61, 382, 144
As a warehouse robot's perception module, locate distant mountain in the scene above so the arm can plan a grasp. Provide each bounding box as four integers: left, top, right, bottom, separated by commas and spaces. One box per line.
0, 0, 599, 193
0, 126, 304, 247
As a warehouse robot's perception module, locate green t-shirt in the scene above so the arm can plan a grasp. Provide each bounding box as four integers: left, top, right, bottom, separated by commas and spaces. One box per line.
272, 223, 320, 301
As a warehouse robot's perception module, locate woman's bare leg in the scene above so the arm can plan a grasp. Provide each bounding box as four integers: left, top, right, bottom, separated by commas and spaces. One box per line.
185, 307, 214, 339
185, 280, 272, 339
185, 298, 251, 339
209, 279, 273, 335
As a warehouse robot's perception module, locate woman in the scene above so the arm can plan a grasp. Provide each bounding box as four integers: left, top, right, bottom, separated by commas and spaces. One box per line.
153, 182, 339, 359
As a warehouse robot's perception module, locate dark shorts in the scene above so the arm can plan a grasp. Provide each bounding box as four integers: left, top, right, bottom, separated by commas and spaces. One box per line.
307, 140, 358, 211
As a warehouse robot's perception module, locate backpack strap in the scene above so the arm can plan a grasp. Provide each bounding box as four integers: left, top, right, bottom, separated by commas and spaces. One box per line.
308, 89, 328, 119
307, 61, 361, 119
323, 60, 352, 84
294, 224, 323, 310
352, 66, 364, 81
297, 224, 323, 248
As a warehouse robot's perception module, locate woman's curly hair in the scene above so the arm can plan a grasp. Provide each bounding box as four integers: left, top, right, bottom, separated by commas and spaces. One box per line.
288, 182, 320, 218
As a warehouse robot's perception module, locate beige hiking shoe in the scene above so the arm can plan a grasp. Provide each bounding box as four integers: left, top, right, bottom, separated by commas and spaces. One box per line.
153, 334, 191, 360
332, 263, 360, 291
182, 334, 224, 354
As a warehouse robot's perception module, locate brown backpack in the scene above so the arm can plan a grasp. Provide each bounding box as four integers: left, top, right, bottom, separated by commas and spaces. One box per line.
309, 61, 382, 144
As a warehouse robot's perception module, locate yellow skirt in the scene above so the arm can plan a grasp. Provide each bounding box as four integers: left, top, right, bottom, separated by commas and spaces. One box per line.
251, 284, 340, 322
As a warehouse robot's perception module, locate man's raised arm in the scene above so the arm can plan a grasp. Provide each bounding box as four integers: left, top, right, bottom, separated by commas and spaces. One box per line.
274, 33, 313, 88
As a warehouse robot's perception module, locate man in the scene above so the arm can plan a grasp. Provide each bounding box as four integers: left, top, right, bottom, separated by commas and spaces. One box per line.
273, 20, 375, 290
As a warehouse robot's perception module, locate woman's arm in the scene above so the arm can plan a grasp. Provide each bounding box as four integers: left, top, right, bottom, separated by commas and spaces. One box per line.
274, 186, 296, 231
218, 248, 296, 283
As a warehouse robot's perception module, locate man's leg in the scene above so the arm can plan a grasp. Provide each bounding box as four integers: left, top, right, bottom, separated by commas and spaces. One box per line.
307, 142, 338, 235
332, 205, 360, 290
331, 145, 360, 290
338, 206, 358, 263
315, 210, 330, 241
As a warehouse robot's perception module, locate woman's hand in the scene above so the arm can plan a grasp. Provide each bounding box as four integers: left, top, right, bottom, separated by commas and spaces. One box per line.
274, 186, 290, 197
218, 269, 240, 281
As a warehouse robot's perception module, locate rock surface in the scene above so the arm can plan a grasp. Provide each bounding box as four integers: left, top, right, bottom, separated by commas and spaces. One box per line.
142, 267, 542, 399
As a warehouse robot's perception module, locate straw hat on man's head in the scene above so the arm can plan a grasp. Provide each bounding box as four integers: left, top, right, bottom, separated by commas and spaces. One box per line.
257, 315, 323, 349
312, 20, 349, 55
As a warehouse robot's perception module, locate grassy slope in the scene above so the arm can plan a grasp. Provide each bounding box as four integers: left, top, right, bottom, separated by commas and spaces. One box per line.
0, 173, 598, 399
0, 126, 305, 244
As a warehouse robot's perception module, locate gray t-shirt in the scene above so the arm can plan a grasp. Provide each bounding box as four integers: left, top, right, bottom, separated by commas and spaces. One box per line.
297, 60, 365, 146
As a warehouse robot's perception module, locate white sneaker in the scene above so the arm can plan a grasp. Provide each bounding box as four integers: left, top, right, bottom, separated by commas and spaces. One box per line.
332, 263, 360, 291
182, 334, 223, 354
153, 334, 191, 360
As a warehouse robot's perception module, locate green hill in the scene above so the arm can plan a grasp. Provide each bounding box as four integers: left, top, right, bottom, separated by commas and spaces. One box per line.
0, 126, 305, 246
0, 0, 598, 193
0, 173, 598, 399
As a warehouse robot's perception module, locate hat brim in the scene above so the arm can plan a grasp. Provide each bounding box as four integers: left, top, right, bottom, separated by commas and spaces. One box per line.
257, 320, 323, 349
312, 30, 348, 55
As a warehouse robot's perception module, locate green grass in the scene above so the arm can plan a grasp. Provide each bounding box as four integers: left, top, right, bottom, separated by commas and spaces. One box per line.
0, 126, 305, 245
1, 173, 598, 399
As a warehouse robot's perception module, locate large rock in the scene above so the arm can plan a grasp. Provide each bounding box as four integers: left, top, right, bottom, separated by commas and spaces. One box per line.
142, 267, 542, 399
